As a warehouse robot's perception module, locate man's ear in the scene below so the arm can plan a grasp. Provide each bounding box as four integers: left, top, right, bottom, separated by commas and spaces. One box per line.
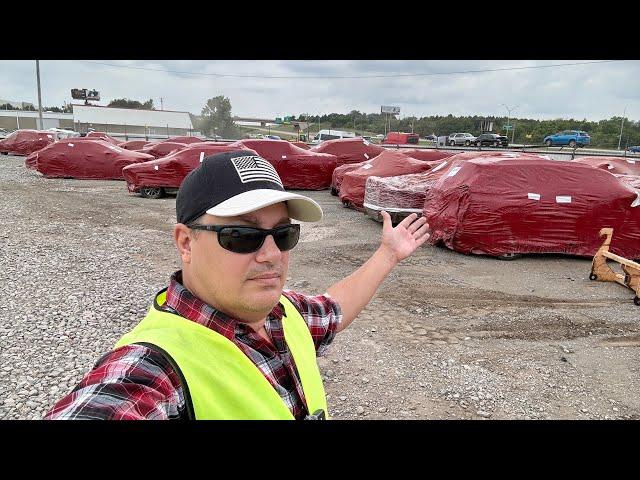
174, 223, 193, 264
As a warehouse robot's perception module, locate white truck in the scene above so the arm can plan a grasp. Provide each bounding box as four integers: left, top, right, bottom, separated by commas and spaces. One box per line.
311, 129, 356, 144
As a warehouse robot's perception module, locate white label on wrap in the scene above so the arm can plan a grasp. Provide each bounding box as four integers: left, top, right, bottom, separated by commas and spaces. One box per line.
199, 152, 205, 163
154, 165, 159, 170
107, 145, 123, 153
627, 159, 636, 164
282, 155, 287, 159
608, 164, 615, 169
47, 134, 52, 138
364, 153, 369, 159
556, 196, 572, 203
632, 193, 640, 208
528, 193, 541, 201
363, 139, 370, 145
432, 161, 448, 172
362, 164, 373, 170
68, 143, 74, 147
447, 166, 462, 177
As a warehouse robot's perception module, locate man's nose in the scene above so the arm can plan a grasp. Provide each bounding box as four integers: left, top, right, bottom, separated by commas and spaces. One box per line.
255, 234, 281, 262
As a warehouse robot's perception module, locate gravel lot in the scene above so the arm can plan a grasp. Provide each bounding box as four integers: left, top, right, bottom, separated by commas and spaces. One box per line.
1, 154, 639, 420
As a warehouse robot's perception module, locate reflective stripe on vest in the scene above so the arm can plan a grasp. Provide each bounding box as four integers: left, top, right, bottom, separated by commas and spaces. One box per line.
114, 290, 328, 420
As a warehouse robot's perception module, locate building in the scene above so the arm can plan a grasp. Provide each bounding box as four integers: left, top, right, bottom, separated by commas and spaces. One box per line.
0, 104, 197, 139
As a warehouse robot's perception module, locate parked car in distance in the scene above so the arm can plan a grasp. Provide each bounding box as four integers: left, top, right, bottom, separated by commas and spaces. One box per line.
543, 130, 590, 148
383, 132, 420, 145
626, 145, 640, 153
448, 132, 477, 146
424, 134, 437, 142
265, 135, 281, 140
474, 133, 508, 147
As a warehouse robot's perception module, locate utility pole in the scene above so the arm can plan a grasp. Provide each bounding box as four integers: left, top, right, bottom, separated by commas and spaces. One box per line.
160, 97, 164, 111
36, 60, 43, 130
618, 105, 627, 151
501, 103, 518, 145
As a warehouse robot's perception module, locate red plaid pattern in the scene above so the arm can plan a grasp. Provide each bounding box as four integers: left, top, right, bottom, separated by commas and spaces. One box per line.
45, 271, 342, 420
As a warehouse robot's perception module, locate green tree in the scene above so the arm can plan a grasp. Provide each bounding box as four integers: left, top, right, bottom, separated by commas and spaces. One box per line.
0, 103, 16, 110
200, 96, 240, 139
107, 98, 155, 110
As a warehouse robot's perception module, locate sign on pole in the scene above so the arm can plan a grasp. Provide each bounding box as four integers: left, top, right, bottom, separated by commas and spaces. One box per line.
503, 124, 513, 130
381, 105, 400, 115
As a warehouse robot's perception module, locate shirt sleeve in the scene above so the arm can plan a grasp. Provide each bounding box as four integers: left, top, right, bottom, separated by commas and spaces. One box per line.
44, 344, 186, 420
282, 289, 343, 357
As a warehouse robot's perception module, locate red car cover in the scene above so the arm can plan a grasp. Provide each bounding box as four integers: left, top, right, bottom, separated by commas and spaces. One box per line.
310, 137, 385, 166
572, 156, 640, 176
364, 151, 548, 215
339, 150, 439, 211
25, 140, 154, 180
291, 141, 310, 150
120, 139, 153, 150
162, 135, 205, 144
0, 129, 55, 155
424, 157, 640, 258
122, 144, 256, 193
230, 139, 337, 190
85, 131, 123, 145
331, 161, 367, 194
397, 148, 458, 162
615, 174, 640, 190
135, 142, 188, 159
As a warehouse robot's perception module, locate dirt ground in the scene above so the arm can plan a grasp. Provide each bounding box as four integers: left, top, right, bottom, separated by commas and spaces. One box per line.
1, 155, 639, 420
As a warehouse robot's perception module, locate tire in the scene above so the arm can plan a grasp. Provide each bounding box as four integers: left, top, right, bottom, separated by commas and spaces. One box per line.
634, 296, 640, 307
465, 140, 471, 146
449, 140, 455, 146
589, 273, 598, 281
568, 140, 576, 148
140, 186, 165, 199
545, 140, 552, 147
492, 141, 498, 147
497, 253, 522, 261
330, 187, 338, 196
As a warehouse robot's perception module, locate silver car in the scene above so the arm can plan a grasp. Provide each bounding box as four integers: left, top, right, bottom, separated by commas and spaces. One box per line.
448, 132, 477, 146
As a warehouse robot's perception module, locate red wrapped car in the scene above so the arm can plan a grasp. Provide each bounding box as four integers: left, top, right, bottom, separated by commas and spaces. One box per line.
230, 139, 337, 190
119, 139, 153, 150
25, 139, 154, 180
310, 137, 385, 166
339, 149, 440, 211
162, 135, 205, 144
122, 143, 255, 198
0, 129, 56, 156
135, 142, 188, 159
397, 148, 457, 162
85, 131, 123, 145
424, 156, 640, 259
572, 156, 640, 176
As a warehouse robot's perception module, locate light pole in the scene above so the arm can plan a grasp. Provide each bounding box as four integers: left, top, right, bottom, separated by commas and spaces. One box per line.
36, 60, 44, 130
617, 105, 628, 151
501, 103, 518, 144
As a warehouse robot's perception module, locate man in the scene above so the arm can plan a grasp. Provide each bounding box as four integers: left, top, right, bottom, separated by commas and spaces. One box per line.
46, 150, 430, 420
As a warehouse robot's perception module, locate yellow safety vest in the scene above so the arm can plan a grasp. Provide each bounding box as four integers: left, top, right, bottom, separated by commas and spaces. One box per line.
114, 289, 328, 420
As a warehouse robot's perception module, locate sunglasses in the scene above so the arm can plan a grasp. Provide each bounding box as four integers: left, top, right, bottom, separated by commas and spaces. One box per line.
187, 223, 301, 254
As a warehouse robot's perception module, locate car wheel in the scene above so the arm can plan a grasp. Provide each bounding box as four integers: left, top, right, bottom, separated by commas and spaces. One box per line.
140, 186, 165, 199
497, 253, 522, 261
465, 140, 471, 146
545, 140, 552, 147
568, 140, 576, 148
492, 141, 498, 147
449, 140, 455, 146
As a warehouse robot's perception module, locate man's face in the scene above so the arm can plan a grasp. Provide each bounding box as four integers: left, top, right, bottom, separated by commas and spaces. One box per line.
177, 202, 292, 323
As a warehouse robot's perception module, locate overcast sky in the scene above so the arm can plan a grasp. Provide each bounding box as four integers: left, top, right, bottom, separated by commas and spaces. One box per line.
1, 60, 639, 122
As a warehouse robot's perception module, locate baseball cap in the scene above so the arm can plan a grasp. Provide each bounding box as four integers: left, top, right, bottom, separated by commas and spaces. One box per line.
176, 149, 323, 224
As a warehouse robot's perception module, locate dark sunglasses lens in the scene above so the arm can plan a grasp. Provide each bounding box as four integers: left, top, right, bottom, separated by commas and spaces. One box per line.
273, 224, 300, 251
218, 227, 265, 253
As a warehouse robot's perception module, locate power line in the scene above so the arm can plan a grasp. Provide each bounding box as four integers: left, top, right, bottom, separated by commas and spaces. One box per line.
77, 60, 625, 80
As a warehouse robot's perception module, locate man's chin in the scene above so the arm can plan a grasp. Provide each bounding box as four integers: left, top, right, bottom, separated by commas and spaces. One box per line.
242, 284, 284, 312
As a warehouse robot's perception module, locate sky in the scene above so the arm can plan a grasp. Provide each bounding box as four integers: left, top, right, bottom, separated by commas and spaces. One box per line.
1, 60, 639, 122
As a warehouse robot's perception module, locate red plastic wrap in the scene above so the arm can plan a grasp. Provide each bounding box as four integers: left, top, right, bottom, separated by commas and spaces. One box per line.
26, 140, 155, 180
310, 137, 385, 166
572, 155, 640, 176
615, 174, 640, 191
331, 161, 366, 194
424, 157, 640, 258
0, 129, 56, 155
135, 142, 188, 159
122, 143, 255, 192
120, 139, 153, 150
85, 131, 123, 145
291, 141, 311, 150
363, 151, 548, 216
339, 150, 439, 211
397, 148, 458, 162
230, 139, 337, 190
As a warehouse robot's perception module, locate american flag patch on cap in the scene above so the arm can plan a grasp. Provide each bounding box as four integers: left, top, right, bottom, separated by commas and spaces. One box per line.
230, 155, 283, 187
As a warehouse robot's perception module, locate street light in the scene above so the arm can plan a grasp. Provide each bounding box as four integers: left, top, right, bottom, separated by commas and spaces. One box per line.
501, 103, 518, 144
617, 105, 628, 151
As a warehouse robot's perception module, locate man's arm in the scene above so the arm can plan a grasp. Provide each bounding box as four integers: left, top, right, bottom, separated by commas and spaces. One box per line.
326, 212, 430, 333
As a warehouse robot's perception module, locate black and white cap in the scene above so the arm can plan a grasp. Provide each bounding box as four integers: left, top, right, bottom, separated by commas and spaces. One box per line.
176, 149, 323, 225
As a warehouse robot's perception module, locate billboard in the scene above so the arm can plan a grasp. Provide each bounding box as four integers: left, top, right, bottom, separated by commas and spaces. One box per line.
71, 88, 100, 101
381, 105, 400, 115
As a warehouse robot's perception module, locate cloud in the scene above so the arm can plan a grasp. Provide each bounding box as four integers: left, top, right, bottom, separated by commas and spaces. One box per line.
1, 60, 638, 121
